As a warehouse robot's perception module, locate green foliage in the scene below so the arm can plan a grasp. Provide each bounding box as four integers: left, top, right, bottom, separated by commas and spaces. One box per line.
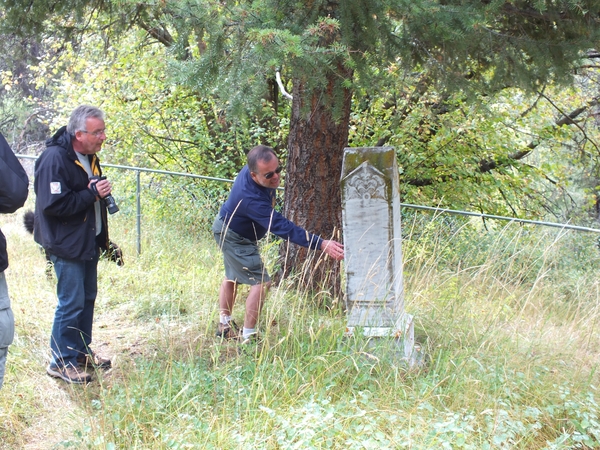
348, 71, 600, 221
7, 19, 598, 228
393, 0, 600, 93
0, 0, 96, 35
108, 0, 600, 129
18, 24, 290, 185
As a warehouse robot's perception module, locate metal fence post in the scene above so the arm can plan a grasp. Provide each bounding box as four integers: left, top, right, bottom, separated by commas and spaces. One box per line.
136, 170, 141, 255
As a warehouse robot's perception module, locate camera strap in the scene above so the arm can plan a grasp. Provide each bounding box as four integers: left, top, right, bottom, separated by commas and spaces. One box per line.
76, 152, 102, 235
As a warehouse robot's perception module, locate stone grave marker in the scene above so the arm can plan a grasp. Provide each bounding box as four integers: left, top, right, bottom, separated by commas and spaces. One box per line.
341, 147, 414, 361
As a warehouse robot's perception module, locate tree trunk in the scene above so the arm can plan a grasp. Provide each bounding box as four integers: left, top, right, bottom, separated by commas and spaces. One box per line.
279, 68, 353, 299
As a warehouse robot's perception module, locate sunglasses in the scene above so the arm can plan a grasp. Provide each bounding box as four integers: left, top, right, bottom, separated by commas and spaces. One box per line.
263, 166, 283, 179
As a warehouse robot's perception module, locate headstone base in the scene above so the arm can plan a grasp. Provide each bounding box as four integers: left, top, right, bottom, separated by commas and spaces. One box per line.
345, 313, 417, 366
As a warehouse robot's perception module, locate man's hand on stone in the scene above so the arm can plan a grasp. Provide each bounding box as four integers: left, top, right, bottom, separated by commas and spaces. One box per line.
321, 239, 344, 261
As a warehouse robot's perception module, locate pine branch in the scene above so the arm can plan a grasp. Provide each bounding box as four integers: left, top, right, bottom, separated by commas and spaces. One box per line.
136, 19, 174, 47
376, 73, 431, 147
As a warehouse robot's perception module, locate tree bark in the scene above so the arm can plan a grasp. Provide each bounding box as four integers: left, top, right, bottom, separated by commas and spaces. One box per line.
279, 68, 353, 298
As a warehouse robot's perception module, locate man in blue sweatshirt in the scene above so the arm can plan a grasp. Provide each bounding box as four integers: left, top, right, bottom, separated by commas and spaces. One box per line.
212, 145, 344, 343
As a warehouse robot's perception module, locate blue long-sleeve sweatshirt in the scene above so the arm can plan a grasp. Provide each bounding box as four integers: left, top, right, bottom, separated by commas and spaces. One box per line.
219, 166, 323, 250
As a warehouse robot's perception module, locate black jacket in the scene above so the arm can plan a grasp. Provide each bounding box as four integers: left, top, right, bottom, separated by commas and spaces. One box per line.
33, 126, 110, 260
0, 133, 29, 272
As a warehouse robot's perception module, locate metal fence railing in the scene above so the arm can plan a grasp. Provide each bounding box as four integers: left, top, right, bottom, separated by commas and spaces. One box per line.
16, 154, 600, 256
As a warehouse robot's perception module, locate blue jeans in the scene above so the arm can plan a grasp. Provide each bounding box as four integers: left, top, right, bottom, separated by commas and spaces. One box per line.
49, 252, 99, 369
0, 271, 15, 389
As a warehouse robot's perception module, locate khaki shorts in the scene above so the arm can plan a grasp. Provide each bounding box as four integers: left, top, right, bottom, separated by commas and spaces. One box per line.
212, 216, 270, 285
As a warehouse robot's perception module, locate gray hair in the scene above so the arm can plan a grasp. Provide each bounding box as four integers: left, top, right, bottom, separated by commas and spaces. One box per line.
66, 105, 105, 135
247, 145, 276, 173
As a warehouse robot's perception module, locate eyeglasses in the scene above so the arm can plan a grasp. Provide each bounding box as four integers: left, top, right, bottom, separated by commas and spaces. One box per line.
81, 129, 106, 138
263, 166, 283, 179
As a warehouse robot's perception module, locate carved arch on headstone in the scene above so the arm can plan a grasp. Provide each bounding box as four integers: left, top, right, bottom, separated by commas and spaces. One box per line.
343, 162, 387, 201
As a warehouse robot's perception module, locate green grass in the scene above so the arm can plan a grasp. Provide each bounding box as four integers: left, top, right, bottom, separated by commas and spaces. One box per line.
1, 202, 600, 449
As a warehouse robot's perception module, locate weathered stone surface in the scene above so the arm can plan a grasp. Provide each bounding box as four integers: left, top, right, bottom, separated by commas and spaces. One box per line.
341, 147, 415, 363
341, 147, 404, 327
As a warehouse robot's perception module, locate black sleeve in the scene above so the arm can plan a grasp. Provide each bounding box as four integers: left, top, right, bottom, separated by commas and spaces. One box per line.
0, 133, 29, 213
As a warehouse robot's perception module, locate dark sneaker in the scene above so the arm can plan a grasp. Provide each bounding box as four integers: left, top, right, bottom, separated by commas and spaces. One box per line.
77, 351, 112, 369
47, 363, 92, 384
216, 320, 240, 339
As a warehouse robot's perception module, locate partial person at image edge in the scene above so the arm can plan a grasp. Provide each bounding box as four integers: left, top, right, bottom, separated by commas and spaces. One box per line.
0, 132, 29, 390
34, 105, 115, 384
212, 144, 344, 344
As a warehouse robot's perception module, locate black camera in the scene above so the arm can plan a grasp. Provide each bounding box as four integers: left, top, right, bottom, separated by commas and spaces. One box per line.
90, 176, 120, 215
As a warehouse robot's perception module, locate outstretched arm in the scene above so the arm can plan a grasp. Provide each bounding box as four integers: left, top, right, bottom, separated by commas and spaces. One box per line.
320, 239, 344, 261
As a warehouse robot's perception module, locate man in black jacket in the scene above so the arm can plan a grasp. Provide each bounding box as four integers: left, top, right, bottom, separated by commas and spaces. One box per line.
34, 105, 114, 384
0, 132, 29, 389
